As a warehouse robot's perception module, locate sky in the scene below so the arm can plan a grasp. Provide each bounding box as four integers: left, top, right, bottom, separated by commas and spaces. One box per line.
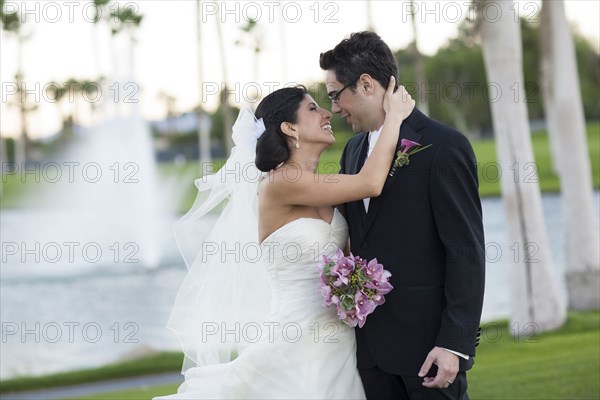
1, 0, 599, 139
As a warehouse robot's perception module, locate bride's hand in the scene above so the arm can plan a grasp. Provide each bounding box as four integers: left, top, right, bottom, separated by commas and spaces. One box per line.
383, 77, 415, 121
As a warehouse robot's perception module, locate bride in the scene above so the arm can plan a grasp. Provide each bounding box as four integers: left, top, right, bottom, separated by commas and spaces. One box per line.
156, 77, 414, 399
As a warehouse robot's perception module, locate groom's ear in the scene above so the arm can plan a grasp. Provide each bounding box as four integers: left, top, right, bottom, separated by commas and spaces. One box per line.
358, 74, 377, 96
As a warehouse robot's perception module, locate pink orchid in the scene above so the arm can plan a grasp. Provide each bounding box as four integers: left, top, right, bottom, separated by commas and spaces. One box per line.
320, 285, 333, 306
365, 258, 384, 279
400, 138, 421, 153
355, 291, 376, 319
390, 139, 432, 176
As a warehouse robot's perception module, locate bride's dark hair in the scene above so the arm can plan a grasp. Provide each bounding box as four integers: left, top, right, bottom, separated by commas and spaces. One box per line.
255, 86, 308, 172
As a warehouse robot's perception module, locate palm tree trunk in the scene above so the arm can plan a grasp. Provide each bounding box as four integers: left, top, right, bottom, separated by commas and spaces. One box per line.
196, 0, 212, 170
279, 19, 288, 82
366, 0, 374, 31
92, 0, 110, 124
107, 34, 118, 118
15, 33, 28, 163
0, 136, 5, 197
410, 0, 429, 115
215, 17, 234, 152
478, 0, 566, 334
91, 20, 102, 125
540, 0, 600, 310
539, 7, 561, 175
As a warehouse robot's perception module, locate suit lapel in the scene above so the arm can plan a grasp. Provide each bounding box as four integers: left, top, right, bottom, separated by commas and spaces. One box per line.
363, 110, 426, 237
351, 133, 370, 175
342, 133, 370, 232
353, 134, 370, 224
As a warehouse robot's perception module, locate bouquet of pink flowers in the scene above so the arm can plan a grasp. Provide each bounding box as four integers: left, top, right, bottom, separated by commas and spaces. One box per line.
317, 249, 393, 328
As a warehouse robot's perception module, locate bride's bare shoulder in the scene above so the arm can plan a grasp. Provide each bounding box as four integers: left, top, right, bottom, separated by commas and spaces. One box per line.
259, 168, 288, 190
259, 169, 295, 211
258, 170, 275, 197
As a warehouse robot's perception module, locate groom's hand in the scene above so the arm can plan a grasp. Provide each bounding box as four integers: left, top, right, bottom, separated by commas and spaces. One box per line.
418, 346, 459, 389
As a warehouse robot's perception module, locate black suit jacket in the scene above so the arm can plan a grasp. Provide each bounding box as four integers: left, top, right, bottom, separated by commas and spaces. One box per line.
339, 109, 485, 376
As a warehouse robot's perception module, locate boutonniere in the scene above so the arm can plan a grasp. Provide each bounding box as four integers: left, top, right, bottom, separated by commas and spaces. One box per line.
389, 139, 432, 176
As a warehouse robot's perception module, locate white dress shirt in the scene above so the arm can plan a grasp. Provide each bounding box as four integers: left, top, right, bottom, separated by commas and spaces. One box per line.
362, 127, 382, 212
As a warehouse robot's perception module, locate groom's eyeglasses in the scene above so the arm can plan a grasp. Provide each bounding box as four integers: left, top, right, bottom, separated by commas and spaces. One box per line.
328, 82, 354, 104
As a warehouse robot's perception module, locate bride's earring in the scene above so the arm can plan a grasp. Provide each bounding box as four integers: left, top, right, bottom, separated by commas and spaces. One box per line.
295, 136, 300, 149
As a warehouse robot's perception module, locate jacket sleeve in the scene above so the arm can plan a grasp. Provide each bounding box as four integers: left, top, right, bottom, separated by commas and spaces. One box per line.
429, 133, 485, 356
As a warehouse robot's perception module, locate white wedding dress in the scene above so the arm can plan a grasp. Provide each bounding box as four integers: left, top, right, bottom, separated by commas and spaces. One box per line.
156, 208, 366, 399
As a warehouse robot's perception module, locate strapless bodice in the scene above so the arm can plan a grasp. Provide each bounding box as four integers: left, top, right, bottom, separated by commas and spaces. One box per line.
260, 209, 348, 316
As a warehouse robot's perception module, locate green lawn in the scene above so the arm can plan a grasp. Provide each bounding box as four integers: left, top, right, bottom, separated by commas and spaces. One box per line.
0, 352, 183, 394
64, 384, 178, 400
469, 310, 600, 399
75, 310, 600, 400
474, 123, 600, 197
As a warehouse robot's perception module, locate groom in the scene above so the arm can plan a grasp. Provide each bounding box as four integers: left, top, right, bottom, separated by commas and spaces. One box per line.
320, 32, 485, 400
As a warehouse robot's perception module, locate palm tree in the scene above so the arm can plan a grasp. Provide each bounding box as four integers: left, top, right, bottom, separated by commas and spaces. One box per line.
88, 0, 112, 121
49, 79, 87, 138
108, 3, 143, 118
236, 19, 264, 92
1, 0, 32, 163
539, 0, 600, 310
48, 83, 70, 138
110, 2, 143, 71
409, 0, 429, 115
278, 17, 288, 83
158, 91, 177, 136
110, 3, 143, 36
92, 0, 111, 77
196, 0, 211, 168
476, 0, 566, 334
215, 18, 234, 152
365, 0, 375, 32
88, 1, 143, 78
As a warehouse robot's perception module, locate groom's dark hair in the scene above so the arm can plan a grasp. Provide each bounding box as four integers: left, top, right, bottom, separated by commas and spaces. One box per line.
319, 31, 399, 91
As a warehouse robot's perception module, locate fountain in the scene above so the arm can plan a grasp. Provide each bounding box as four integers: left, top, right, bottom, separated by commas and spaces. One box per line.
0, 31, 189, 378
